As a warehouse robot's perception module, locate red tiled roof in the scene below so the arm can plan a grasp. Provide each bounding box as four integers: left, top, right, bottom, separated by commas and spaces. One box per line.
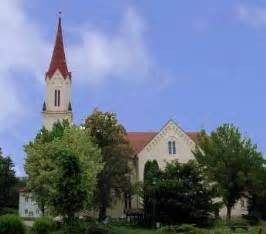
127, 132, 157, 154
127, 131, 199, 155
46, 17, 70, 79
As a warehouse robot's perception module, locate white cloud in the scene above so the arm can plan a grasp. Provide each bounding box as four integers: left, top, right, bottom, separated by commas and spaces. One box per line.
0, 3, 155, 131
69, 8, 153, 84
236, 4, 266, 28
0, 0, 49, 131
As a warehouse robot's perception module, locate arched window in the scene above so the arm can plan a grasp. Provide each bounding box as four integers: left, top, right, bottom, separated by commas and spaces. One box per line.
168, 141, 176, 155
168, 141, 172, 154
54, 89, 61, 107
172, 141, 176, 154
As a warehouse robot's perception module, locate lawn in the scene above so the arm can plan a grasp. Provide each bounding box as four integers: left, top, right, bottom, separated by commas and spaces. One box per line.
111, 223, 266, 234
24, 221, 266, 234
112, 225, 155, 234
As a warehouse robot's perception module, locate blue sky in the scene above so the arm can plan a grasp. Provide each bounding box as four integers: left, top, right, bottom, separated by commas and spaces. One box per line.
1, 0, 266, 175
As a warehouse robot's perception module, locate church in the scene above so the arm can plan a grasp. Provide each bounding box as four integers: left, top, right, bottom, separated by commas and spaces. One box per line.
19, 17, 247, 219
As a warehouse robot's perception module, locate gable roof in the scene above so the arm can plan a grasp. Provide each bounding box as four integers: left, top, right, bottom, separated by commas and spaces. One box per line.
127, 132, 157, 155
46, 17, 71, 79
127, 131, 199, 155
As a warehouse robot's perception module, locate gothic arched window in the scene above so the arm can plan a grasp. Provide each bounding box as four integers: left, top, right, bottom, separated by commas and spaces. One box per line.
168, 140, 176, 155
54, 89, 61, 107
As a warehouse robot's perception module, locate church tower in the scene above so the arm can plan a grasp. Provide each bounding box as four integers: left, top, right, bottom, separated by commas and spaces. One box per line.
42, 16, 73, 130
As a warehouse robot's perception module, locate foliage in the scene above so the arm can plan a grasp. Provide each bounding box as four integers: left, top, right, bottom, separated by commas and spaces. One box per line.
84, 110, 132, 221
85, 222, 111, 234
143, 160, 160, 226
52, 151, 86, 224
247, 166, 266, 221
157, 224, 207, 234
0, 207, 17, 216
31, 216, 56, 234
193, 123, 265, 220
155, 160, 213, 225
25, 121, 103, 215
0, 214, 25, 234
54, 221, 111, 234
0, 149, 17, 211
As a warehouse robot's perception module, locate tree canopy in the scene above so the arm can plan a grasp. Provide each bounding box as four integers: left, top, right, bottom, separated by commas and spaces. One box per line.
0, 149, 17, 210
143, 160, 214, 226
52, 150, 86, 224
193, 123, 265, 220
24, 121, 103, 214
84, 110, 132, 221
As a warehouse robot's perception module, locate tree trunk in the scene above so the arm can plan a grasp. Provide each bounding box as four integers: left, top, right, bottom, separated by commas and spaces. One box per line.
226, 205, 232, 221
99, 206, 107, 222
41, 202, 45, 216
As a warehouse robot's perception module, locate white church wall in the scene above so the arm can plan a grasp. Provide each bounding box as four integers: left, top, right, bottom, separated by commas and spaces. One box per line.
137, 121, 195, 181
19, 192, 41, 218
45, 70, 71, 112
43, 70, 72, 129
218, 198, 248, 219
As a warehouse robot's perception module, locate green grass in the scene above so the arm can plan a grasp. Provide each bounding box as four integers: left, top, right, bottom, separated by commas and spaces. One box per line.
25, 222, 266, 234
112, 225, 155, 234
112, 223, 266, 234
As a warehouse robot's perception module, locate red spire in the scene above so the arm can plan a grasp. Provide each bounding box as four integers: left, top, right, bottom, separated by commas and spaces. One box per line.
46, 16, 70, 79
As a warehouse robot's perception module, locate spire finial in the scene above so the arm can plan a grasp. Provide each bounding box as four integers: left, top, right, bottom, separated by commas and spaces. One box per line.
58, 11, 62, 25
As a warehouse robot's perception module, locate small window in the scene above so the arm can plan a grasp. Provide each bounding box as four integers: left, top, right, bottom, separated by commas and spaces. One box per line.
168, 141, 172, 154
25, 209, 28, 214
25, 197, 28, 203
168, 141, 176, 155
54, 89, 61, 107
58, 90, 60, 106
54, 90, 57, 106
172, 141, 176, 154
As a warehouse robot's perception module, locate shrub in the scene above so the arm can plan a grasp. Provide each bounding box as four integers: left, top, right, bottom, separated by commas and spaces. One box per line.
157, 224, 207, 234
0, 208, 18, 215
85, 223, 111, 234
31, 216, 56, 234
0, 214, 25, 234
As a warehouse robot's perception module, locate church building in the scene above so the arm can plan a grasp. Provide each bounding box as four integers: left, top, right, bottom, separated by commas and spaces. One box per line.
19, 17, 247, 219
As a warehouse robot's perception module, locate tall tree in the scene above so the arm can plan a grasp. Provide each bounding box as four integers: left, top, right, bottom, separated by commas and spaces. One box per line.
25, 122, 103, 214
84, 110, 132, 221
143, 160, 160, 226
193, 123, 264, 220
52, 150, 86, 224
0, 149, 17, 210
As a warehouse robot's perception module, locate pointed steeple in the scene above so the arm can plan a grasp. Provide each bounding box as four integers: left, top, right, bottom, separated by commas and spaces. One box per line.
46, 15, 71, 79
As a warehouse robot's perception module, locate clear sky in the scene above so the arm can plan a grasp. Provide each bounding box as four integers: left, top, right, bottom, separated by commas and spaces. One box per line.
1, 0, 266, 176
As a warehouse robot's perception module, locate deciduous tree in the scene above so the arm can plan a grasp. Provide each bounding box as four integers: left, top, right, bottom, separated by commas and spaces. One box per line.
52, 150, 85, 224
0, 149, 17, 210
84, 110, 132, 221
25, 121, 103, 214
193, 123, 264, 220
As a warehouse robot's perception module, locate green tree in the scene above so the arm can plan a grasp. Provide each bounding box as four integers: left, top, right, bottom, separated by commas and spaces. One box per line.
25, 121, 103, 214
84, 110, 132, 221
143, 160, 160, 226
152, 160, 213, 225
193, 123, 264, 220
247, 165, 266, 220
0, 149, 17, 210
52, 150, 86, 224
